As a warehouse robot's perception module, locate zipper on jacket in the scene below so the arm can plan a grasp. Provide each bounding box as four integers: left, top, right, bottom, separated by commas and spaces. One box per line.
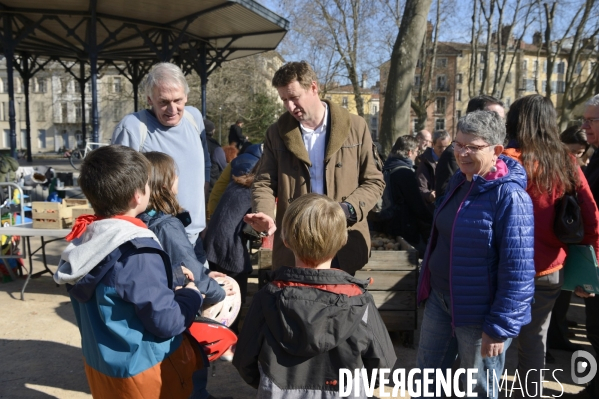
418, 179, 464, 303
448, 181, 475, 335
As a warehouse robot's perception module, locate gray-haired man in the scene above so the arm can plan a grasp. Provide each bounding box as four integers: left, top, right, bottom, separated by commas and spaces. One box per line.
111, 62, 211, 249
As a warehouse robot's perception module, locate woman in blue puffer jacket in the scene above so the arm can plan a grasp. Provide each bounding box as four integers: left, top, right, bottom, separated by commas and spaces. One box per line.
415, 110, 535, 399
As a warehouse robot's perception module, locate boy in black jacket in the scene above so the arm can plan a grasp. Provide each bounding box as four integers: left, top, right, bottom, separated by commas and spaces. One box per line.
233, 193, 396, 398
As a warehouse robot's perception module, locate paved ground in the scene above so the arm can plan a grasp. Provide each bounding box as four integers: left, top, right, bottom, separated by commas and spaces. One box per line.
0, 235, 595, 398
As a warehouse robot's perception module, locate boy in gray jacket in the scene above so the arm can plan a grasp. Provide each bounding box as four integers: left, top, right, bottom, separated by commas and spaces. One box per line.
233, 193, 396, 398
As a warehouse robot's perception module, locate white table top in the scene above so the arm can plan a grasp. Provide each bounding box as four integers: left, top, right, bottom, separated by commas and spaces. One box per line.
0, 222, 71, 237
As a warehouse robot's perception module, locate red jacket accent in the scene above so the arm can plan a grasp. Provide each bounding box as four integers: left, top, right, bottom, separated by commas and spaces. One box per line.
503, 148, 599, 276
270, 279, 364, 297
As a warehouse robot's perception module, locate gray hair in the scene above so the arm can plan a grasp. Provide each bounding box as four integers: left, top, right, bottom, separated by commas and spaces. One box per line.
457, 110, 505, 145
432, 130, 449, 144
586, 94, 599, 107
144, 62, 190, 98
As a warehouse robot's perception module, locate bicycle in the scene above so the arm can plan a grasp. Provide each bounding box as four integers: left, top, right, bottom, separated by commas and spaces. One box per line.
69, 142, 107, 169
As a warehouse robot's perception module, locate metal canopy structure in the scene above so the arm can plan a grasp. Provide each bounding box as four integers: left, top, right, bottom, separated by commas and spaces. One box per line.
0, 0, 288, 160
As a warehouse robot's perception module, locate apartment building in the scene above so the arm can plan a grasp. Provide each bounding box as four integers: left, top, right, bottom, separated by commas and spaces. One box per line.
0, 58, 135, 154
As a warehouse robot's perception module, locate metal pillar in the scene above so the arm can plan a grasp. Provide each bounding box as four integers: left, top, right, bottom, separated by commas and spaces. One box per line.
3, 15, 17, 159
22, 68, 31, 162
79, 61, 87, 145
89, 0, 99, 143
200, 42, 208, 116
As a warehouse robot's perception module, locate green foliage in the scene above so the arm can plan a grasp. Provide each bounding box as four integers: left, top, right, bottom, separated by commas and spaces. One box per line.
243, 91, 283, 143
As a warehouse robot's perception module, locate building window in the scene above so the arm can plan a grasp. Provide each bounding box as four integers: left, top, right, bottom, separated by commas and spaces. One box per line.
416, 59, 422, 68
3, 129, 9, 148
543, 60, 547, 73
479, 69, 484, 82
36, 102, 45, 122
20, 129, 27, 150
0, 78, 6, 93
522, 59, 528, 70
74, 102, 82, 122
457, 73, 463, 84
60, 78, 68, 93
533, 60, 538, 73
414, 75, 421, 86
61, 102, 68, 123
557, 80, 565, 93
505, 97, 511, 107
480, 53, 486, 64
576, 62, 582, 74
436, 75, 447, 91
113, 77, 122, 93
36, 78, 47, 93
113, 101, 123, 122
456, 110, 462, 120
18, 102, 25, 122
557, 62, 565, 74
412, 118, 418, 133
86, 103, 91, 122
522, 79, 535, 92
1, 102, 7, 121
507, 72, 513, 84
436, 58, 447, 68
456, 89, 462, 101
341, 97, 348, 108
435, 118, 445, 130
436, 97, 446, 114
38, 129, 46, 149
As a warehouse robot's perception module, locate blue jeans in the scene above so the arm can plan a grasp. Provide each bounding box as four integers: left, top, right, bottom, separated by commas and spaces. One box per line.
415, 289, 512, 399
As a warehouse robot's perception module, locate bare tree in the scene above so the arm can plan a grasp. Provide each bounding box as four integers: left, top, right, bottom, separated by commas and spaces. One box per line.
540, 0, 599, 127
280, 0, 381, 117
412, 0, 442, 132
379, 0, 434, 152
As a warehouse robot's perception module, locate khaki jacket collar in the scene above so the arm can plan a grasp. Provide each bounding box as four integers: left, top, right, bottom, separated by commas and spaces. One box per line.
277, 100, 350, 166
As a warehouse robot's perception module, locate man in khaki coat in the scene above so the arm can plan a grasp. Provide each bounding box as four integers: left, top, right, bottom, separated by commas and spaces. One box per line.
244, 61, 384, 274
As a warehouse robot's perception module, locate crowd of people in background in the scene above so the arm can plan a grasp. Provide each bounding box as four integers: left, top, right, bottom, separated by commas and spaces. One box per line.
52, 58, 599, 399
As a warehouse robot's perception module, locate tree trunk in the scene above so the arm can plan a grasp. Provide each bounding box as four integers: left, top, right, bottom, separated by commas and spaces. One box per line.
380, 0, 434, 152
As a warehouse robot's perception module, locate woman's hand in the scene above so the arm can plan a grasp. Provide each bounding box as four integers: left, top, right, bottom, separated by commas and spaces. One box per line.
574, 286, 595, 298
481, 332, 504, 358
243, 212, 276, 236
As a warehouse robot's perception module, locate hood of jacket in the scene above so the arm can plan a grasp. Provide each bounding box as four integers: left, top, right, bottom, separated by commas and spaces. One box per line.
260, 266, 372, 357
447, 154, 528, 196
383, 155, 414, 171
53, 219, 160, 287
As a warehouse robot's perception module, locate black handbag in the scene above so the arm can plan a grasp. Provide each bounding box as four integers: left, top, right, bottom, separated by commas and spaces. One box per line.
554, 191, 584, 244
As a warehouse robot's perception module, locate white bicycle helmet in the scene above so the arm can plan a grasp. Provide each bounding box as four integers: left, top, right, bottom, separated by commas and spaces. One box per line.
201, 276, 241, 327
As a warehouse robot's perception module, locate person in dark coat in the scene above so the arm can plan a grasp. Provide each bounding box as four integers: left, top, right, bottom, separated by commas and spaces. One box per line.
203, 152, 260, 334
228, 118, 246, 149
203, 118, 227, 194
384, 135, 432, 255
416, 130, 450, 214
138, 151, 231, 305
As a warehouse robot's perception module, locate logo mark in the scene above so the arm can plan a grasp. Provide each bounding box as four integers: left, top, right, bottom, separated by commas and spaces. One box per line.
571, 350, 598, 385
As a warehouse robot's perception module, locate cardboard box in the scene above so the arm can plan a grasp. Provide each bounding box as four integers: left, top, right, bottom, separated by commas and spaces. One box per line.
72, 206, 94, 219
32, 200, 89, 229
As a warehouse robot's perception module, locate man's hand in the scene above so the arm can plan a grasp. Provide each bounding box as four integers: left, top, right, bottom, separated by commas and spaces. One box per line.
481, 332, 504, 358
575, 286, 595, 298
181, 266, 194, 281
208, 271, 236, 296
244, 213, 276, 236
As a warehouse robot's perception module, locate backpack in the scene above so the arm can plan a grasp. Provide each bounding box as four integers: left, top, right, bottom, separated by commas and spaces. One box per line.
138, 109, 200, 151
373, 165, 412, 221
